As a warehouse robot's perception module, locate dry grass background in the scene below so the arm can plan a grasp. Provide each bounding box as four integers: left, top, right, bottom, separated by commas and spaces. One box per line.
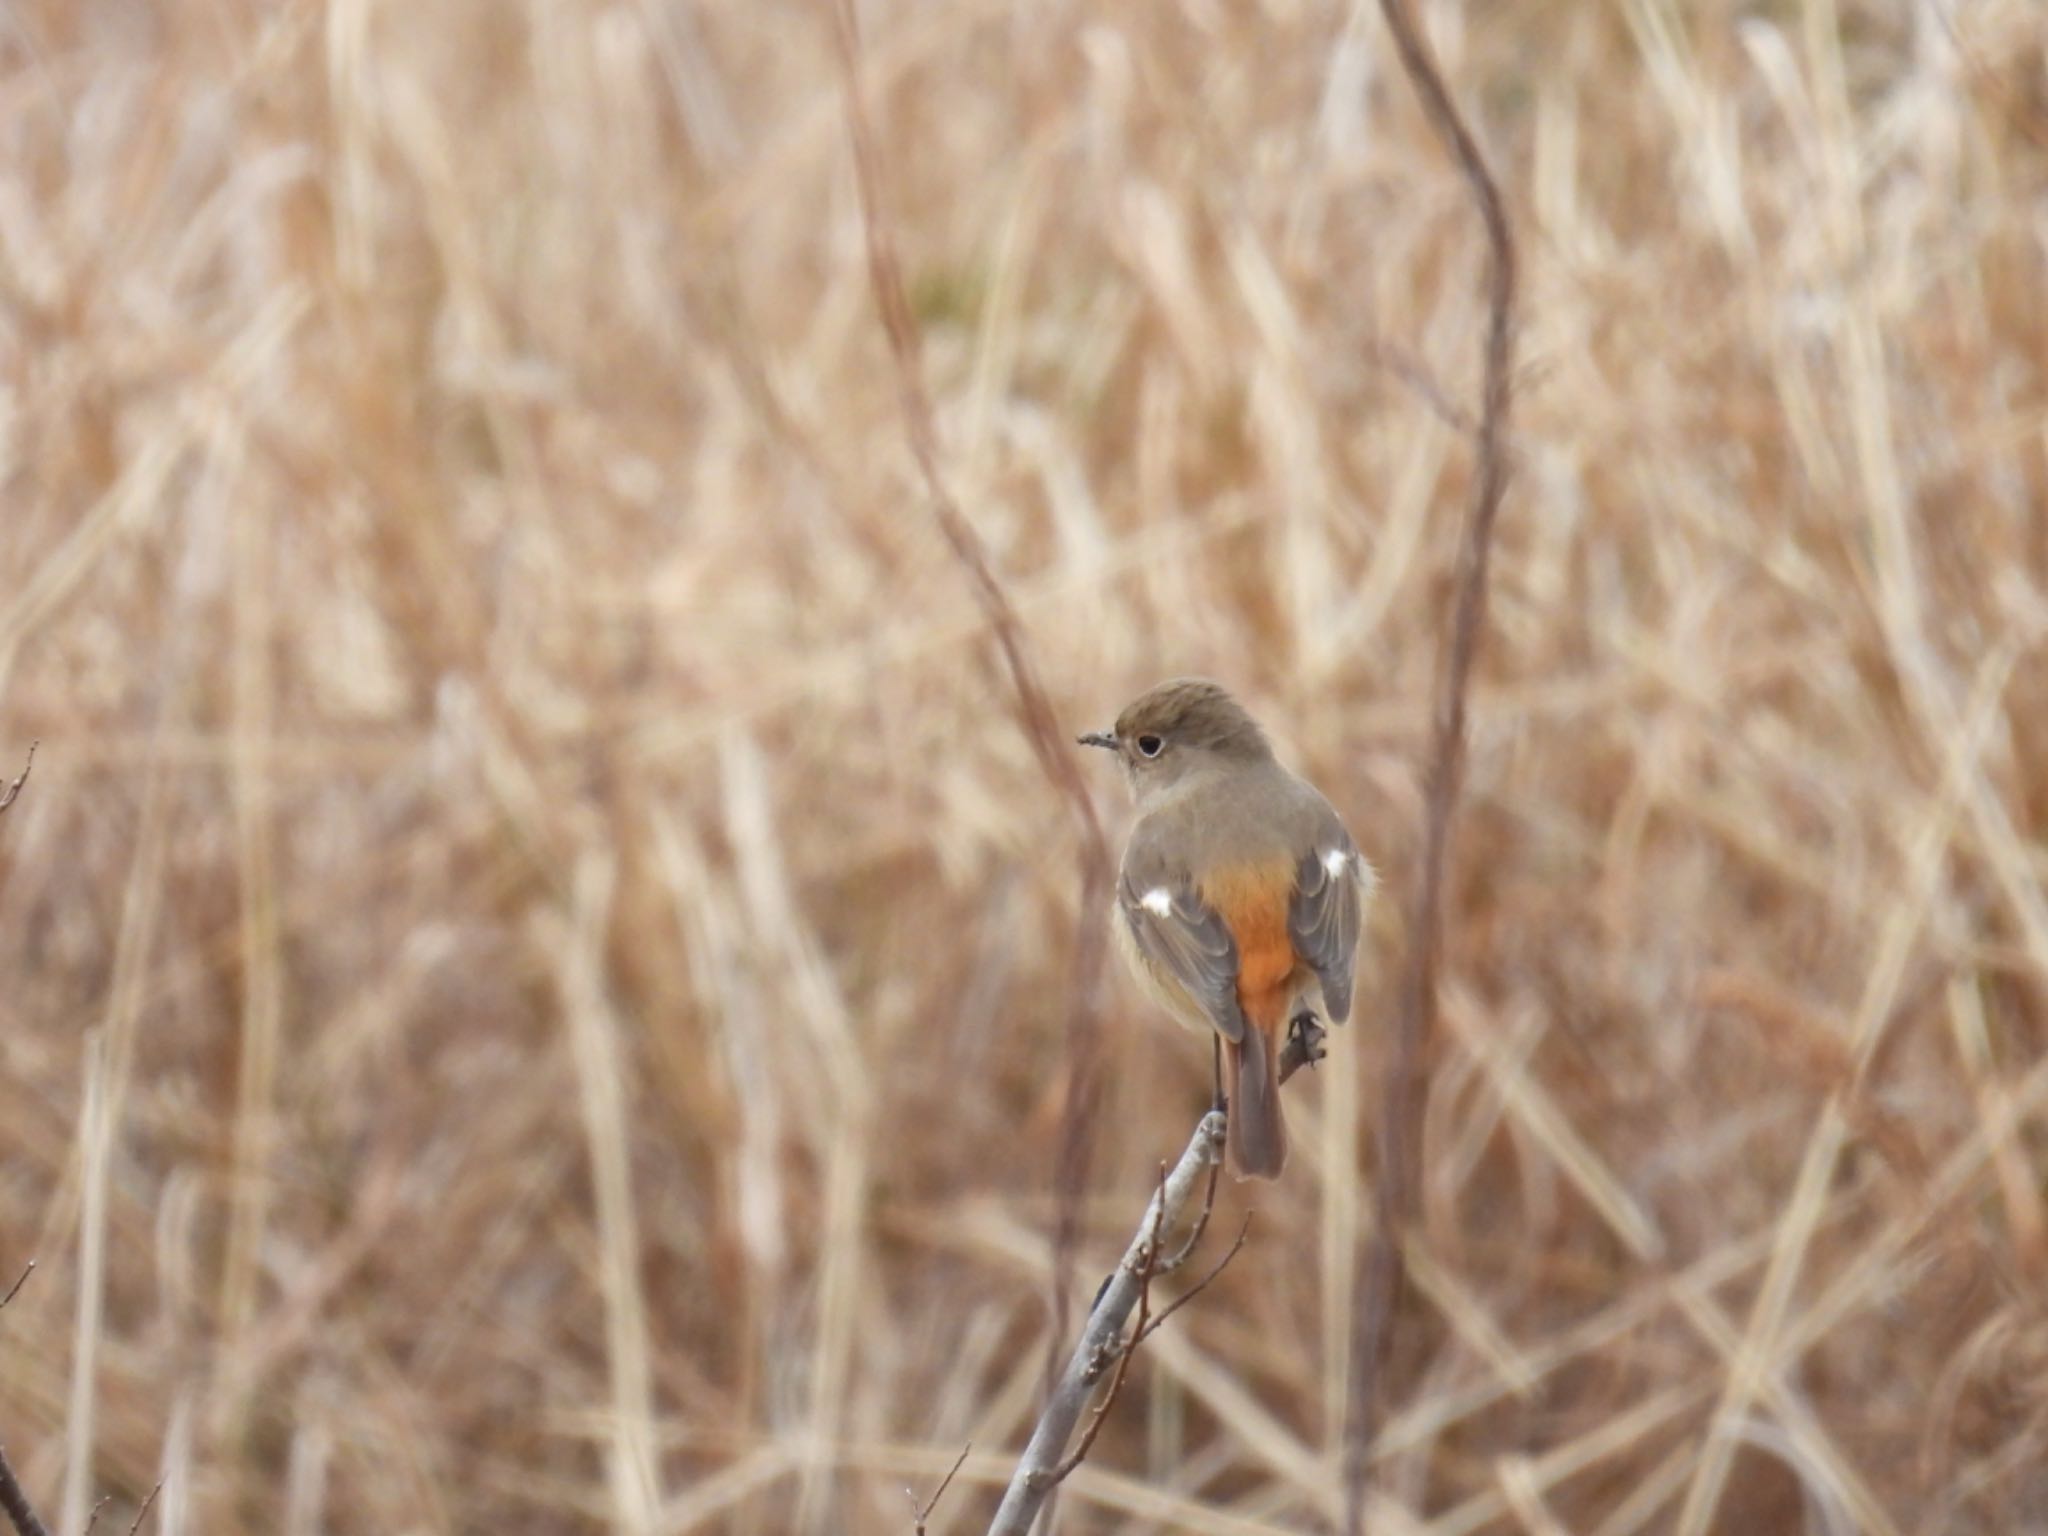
3, 0, 2047, 1531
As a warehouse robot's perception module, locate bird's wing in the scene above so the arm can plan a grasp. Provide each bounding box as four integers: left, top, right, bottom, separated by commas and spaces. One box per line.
1118, 861, 1245, 1042
1288, 814, 1373, 1025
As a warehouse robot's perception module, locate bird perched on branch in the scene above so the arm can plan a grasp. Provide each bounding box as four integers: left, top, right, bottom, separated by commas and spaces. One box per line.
1080, 679, 1374, 1180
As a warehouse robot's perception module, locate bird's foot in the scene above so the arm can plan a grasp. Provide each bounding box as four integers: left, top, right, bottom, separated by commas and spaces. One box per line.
1279, 1013, 1327, 1083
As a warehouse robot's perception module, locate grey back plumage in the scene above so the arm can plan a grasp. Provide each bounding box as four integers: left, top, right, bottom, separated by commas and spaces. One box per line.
1081, 679, 1374, 1181
1119, 756, 1370, 1031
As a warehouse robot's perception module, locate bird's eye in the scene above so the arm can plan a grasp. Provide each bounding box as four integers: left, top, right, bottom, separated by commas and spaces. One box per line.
1136, 734, 1164, 758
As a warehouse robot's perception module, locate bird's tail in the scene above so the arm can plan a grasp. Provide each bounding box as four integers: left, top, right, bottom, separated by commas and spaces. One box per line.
1226, 1027, 1286, 1180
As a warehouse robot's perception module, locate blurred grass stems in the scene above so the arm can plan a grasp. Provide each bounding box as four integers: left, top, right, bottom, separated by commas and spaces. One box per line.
1, 0, 2047, 1531
1344, 0, 1519, 1529
828, 0, 1118, 1512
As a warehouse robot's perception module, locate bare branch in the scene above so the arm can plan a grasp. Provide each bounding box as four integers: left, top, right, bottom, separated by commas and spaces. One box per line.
1045, 1185, 1249, 1491
1045, 1170, 1172, 1485
1367, 341, 1481, 440
908, 1446, 970, 1535
124, 1484, 163, 1536
65, 1483, 163, 1536
0, 1448, 52, 1536
0, 1266, 54, 1536
0, 1274, 158, 1536
1133, 1214, 1251, 1347
986, 1110, 1229, 1536
1344, 0, 1519, 1529
1155, 1155, 1220, 1276
0, 743, 34, 816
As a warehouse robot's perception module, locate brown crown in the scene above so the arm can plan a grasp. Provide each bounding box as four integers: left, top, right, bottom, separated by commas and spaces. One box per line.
1114, 678, 1270, 758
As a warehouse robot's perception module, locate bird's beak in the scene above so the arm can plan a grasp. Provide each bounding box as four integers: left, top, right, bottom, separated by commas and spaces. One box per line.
1076, 731, 1117, 751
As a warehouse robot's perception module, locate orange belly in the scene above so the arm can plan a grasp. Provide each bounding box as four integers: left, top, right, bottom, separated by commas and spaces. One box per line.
1198, 858, 1302, 1033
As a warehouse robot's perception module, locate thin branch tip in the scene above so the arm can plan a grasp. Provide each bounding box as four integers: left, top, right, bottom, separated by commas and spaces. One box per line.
0, 1262, 33, 1311
0, 1443, 53, 1536
909, 1445, 969, 1533
0, 742, 35, 815
125, 1483, 164, 1536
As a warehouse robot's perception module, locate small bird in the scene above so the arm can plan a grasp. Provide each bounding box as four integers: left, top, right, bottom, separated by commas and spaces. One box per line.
1080, 679, 1374, 1180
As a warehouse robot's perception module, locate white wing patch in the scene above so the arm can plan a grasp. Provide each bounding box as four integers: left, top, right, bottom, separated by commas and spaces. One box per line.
1322, 847, 1350, 878
1140, 887, 1174, 917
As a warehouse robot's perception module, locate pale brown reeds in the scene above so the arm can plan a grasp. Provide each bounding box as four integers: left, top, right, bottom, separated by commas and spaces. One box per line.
3, 1, 2048, 1533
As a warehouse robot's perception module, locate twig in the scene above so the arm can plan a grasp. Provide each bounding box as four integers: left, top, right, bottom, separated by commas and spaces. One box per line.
1025, 1150, 1247, 1505
0, 743, 34, 815
1155, 1155, 1221, 1276
827, 0, 1119, 1411
0, 1275, 158, 1536
0, 1261, 50, 1536
124, 1483, 162, 1536
1050, 1198, 1249, 1486
64, 1481, 163, 1536
907, 1446, 970, 1535
1045, 1169, 1173, 1484
986, 1110, 1229, 1536
1343, 0, 1519, 1530
1367, 341, 1481, 440
1133, 1213, 1251, 1347
1042, 1212, 1253, 1494
0, 1448, 51, 1536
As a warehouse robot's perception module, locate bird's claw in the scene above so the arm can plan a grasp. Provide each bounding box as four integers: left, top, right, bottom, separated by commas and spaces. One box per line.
1279, 1013, 1327, 1082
